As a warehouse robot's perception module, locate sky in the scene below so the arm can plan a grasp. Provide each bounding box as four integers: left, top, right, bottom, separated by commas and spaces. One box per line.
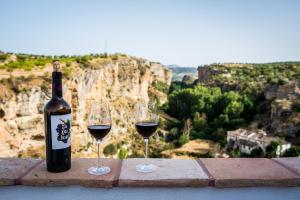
0, 0, 299, 66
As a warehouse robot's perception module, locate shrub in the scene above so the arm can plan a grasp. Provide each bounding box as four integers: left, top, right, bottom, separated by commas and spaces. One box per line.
201, 151, 214, 158
178, 134, 189, 147
282, 146, 300, 157
292, 100, 300, 112
76, 56, 90, 68
230, 148, 241, 158
0, 54, 8, 61
111, 54, 118, 60
62, 65, 72, 80
250, 147, 264, 158
152, 81, 169, 93
265, 141, 280, 158
103, 144, 117, 157
166, 127, 179, 142
118, 147, 127, 159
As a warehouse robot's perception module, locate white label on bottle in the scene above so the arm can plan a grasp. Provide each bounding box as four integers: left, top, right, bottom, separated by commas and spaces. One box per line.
51, 114, 71, 150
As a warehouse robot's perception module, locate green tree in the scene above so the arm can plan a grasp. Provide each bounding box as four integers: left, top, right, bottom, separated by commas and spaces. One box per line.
250, 147, 264, 158
167, 88, 201, 120
282, 146, 300, 157
178, 133, 189, 146
265, 141, 280, 158
224, 101, 244, 118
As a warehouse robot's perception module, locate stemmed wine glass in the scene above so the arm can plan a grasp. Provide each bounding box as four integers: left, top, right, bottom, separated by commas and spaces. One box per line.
87, 100, 111, 175
135, 100, 159, 173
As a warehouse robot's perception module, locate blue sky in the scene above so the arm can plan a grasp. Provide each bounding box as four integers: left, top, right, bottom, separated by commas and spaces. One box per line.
0, 0, 299, 66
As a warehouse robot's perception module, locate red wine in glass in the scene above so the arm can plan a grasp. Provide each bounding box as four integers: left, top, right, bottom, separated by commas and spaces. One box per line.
87, 101, 111, 176
135, 101, 159, 173
135, 122, 158, 139
88, 125, 111, 140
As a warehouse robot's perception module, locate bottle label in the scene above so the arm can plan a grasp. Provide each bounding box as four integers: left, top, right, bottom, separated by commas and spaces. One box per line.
50, 114, 71, 150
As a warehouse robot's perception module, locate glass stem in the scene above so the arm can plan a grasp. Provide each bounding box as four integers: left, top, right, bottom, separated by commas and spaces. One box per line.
97, 140, 101, 168
144, 138, 149, 160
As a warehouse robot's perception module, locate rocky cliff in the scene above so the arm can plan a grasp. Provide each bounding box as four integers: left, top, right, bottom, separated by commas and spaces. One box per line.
0, 55, 172, 158
266, 82, 300, 144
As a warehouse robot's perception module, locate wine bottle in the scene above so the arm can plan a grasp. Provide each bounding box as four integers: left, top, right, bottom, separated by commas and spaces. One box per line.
44, 60, 71, 172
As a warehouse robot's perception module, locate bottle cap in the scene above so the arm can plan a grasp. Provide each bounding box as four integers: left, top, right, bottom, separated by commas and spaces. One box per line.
53, 60, 60, 72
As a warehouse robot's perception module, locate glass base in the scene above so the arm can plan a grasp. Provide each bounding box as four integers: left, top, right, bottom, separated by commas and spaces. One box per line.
136, 163, 157, 173
88, 166, 111, 175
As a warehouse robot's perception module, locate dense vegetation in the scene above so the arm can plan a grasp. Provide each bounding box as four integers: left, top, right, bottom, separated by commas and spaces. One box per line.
152, 80, 169, 94
163, 62, 300, 157
212, 62, 300, 94
164, 84, 252, 147
0, 51, 126, 71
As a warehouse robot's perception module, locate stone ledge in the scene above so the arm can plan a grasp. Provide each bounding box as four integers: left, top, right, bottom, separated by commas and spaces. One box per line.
200, 158, 300, 188
273, 158, 300, 176
22, 158, 121, 188
119, 158, 209, 187
0, 158, 42, 186
1, 157, 300, 188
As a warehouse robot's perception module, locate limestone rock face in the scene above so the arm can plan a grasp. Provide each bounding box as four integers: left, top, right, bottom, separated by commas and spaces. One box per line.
270, 99, 300, 144
197, 66, 220, 83
263, 82, 300, 144
264, 81, 300, 100
0, 56, 172, 157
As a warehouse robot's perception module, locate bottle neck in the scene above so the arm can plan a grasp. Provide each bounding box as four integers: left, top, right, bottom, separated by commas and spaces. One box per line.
52, 72, 63, 98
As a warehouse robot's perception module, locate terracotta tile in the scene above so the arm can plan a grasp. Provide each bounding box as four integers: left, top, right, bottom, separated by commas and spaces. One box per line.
119, 158, 209, 187
273, 157, 300, 176
200, 158, 300, 188
0, 158, 42, 186
22, 158, 122, 188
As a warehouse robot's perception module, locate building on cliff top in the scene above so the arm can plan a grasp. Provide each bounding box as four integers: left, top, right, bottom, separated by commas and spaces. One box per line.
227, 128, 291, 156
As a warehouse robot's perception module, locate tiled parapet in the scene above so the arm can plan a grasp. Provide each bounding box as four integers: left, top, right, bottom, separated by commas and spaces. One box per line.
273, 157, 300, 176
0, 158, 42, 186
119, 158, 209, 187
22, 158, 122, 188
199, 158, 300, 188
1, 157, 300, 188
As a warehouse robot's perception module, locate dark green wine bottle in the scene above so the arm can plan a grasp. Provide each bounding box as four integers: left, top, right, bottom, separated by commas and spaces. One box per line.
44, 60, 71, 172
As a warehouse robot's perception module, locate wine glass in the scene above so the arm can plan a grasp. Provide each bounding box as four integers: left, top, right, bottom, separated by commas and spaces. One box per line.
87, 100, 111, 175
135, 100, 159, 173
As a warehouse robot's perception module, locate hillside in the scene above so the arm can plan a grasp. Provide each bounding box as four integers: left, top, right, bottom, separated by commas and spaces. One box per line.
164, 62, 300, 157
211, 63, 300, 144
0, 52, 172, 158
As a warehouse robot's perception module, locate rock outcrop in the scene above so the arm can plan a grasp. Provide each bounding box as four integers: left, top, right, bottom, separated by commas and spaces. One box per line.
270, 100, 300, 144
264, 81, 300, 100
197, 66, 220, 83
263, 81, 300, 143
